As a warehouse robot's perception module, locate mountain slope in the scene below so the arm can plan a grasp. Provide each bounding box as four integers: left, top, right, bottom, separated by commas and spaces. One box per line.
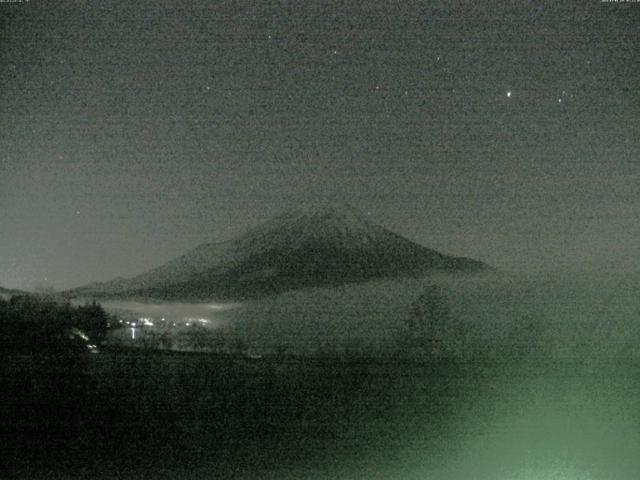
72, 204, 490, 300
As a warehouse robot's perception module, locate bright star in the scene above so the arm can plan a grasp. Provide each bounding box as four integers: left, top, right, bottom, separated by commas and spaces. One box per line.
507, 91, 512, 98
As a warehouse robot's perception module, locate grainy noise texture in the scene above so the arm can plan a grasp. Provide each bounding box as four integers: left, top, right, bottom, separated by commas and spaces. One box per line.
1, 1, 640, 479
1, 0, 638, 290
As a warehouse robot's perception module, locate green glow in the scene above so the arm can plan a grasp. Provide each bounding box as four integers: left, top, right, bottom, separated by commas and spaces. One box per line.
391, 363, 640, 480
503, 465, 594, 479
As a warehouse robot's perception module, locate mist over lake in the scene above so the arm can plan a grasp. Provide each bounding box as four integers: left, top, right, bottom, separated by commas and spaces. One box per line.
100, 299, 239, 326
101, 271, 640, 360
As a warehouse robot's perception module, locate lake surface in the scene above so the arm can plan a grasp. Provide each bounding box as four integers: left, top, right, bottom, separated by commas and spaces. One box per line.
79, 353, 640, 479
4, 342, 640, 479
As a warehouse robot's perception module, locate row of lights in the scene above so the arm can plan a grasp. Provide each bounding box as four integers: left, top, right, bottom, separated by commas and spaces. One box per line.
125, 317, 211, 328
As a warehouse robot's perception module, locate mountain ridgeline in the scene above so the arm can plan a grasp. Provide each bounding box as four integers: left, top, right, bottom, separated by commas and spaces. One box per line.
72, 205, 490, 301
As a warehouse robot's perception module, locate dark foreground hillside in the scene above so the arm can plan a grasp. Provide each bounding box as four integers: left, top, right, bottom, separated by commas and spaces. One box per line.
4, 346, 640, 479
1, 348, 464, 479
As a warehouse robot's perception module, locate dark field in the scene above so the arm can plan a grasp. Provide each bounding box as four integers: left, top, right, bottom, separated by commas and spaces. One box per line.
2, 348, 466, 479
4, 347, 640, 479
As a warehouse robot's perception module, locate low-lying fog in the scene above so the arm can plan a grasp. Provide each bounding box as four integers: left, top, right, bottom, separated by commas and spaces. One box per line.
100, 271, 640, 358
101, 299, 239, 326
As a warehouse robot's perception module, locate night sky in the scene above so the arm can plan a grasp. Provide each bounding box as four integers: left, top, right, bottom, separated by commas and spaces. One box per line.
1, 0, 639, 290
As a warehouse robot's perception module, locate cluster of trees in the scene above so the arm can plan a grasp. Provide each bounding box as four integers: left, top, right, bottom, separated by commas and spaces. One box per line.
0, 294, 111, 353
399, 283, 551, 360
1, 295, 113, 468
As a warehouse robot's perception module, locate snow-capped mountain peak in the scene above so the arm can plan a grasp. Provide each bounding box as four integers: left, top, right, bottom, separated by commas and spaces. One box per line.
71, 203, 490, 300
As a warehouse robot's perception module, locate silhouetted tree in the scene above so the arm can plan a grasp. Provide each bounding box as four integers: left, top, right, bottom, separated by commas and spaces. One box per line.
0, 295, 110, 351
0, 295, 100, 455
400, 284, 451, 356
73, 301, 109, 344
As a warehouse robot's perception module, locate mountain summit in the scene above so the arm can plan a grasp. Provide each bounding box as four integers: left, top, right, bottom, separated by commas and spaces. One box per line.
72, 204, 490, 300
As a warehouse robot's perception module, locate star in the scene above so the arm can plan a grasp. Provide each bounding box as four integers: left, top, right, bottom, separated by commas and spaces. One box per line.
506, 91, 512, 98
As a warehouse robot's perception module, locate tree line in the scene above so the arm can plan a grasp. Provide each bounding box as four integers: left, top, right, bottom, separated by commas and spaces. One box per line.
0, 294, 112, 353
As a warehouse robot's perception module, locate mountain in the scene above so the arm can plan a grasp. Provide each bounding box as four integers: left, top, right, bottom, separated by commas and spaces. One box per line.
71, 203, 490, 301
